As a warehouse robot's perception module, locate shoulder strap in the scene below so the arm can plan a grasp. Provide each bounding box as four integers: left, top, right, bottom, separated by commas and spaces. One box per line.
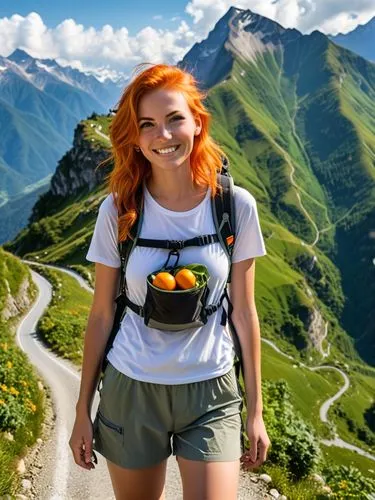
211, 159, 236, 282
118, 186, 144, 294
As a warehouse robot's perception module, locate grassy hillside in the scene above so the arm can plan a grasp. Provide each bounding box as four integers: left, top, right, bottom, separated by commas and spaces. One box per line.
0, 248, 45, 496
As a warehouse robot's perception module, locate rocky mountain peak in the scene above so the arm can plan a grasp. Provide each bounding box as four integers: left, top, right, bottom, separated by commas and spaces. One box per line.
7, 48, 34, 64
179, 7, 302, 89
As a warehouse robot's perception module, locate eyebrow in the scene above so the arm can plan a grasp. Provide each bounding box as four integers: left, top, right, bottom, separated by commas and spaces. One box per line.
138, 110, 182, 122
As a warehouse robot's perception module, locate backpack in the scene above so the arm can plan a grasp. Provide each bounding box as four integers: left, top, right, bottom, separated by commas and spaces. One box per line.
98, 158, 246, 448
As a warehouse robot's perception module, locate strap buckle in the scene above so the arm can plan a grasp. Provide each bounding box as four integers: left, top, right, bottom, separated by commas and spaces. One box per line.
202, 234, 213, 246
167, 240, 185, 250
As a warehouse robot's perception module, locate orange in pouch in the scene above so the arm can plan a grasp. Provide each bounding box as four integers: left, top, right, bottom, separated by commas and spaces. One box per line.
152, 272, 176, 291
175, 268, 196, 290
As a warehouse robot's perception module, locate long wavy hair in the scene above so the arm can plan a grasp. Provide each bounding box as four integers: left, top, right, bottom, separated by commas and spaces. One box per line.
105, 62, 227, 242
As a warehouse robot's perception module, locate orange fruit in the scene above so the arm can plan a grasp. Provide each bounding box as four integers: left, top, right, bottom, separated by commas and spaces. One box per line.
175, 268, 196, 290
152, 272, 176, 290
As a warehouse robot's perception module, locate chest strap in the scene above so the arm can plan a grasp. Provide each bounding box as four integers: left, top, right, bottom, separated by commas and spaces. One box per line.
136, 234, 219, 250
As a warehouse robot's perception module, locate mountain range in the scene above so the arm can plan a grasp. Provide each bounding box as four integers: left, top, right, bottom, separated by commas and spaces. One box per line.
330, 16, 375, 62
0, 49, 123, 243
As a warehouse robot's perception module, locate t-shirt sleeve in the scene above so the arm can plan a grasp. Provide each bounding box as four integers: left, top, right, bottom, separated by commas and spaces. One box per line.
231, 186, 267, 263
86, 194, 121, 268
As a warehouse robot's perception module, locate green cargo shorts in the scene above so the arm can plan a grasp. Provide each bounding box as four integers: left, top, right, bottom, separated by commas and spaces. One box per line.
92, 362, 243, 469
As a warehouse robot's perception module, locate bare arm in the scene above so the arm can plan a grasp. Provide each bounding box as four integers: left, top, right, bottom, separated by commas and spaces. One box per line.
75, 262, 120, 417
229, 258, 263, 417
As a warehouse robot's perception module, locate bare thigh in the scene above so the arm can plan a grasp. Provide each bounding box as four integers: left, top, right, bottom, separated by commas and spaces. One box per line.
177, 456, 240, 500
106, 458, 168, 500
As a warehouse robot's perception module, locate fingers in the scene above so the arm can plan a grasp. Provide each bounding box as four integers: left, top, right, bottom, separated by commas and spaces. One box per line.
240, 440, 269, 470
249, 436, 258, 462
84, 437, 93, 465
69, 437, 95, 470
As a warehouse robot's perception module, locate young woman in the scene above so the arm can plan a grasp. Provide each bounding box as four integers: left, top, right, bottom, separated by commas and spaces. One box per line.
69, 63, 270, 500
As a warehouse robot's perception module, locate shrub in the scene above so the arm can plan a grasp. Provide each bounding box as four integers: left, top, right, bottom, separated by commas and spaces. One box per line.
261, 379, 322, 479
322, 464, 375, 499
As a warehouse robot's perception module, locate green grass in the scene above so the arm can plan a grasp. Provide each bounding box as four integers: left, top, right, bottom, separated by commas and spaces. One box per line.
33, 265, 92, 365
259, 463, 330, 499
0, 251, 45, 496
261, 341, 343, 437
329, 370, 375, 453
321, 443, 375, 478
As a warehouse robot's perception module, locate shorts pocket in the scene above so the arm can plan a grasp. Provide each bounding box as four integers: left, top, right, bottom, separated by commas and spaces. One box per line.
96, 409, 125, 446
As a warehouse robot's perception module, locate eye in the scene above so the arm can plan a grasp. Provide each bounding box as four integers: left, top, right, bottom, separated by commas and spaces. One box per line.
140, 121, 152, 129
171, 115, 184, 121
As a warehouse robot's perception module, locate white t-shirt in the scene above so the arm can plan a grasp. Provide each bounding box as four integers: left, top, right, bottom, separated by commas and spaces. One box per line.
86, 183, 267, 384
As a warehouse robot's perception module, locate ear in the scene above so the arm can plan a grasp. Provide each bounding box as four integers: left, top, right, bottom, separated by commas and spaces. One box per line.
194, 117, 202, 136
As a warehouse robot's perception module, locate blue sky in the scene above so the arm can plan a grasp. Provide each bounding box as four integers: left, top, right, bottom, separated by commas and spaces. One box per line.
0, 0, 190, 34
0, 1, 374, 77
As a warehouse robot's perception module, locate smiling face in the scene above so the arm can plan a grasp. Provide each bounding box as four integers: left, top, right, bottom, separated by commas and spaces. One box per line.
136, 88, 201, 172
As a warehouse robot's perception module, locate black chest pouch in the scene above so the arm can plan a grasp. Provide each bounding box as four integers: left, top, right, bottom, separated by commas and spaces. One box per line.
122, 236, 228, 332
144, 250, 211, 331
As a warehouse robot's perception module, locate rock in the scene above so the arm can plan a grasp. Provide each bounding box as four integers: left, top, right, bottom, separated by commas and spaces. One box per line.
16, 459, 26, 474
259, 473, 272, 484
3, 432, 14, 441
269, 489, 280, 498
15, 495, 28, 499
36, 438, 43, 444
37, 381, 44, 391
321, 485, 332, 493
21, 479, 32, 490
279, 496, 288, 500
250, 476, 259, 483
311, 473, 325, 484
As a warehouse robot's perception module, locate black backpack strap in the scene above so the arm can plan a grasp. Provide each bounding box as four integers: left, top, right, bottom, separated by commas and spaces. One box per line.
118, 188, 144, 294
211, 171, 236, 282
213, 163, 247, 452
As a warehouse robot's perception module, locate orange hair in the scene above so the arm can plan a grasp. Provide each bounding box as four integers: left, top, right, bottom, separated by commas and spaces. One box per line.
104, 62, 227, 242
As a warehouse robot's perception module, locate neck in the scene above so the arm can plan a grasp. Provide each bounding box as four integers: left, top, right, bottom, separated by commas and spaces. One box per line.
146, 165, 205, 202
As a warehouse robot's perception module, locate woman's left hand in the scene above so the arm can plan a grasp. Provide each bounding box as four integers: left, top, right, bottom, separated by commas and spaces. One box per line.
240, 413, 271, 470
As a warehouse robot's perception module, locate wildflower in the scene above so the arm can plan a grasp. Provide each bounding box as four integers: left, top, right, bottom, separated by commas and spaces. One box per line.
20, 380, 27, 387
26, 399, 37, 412
339, 480, 348, 490
6, 361, 12, 369
0, 342, 8, 351
0, 399, 5, 405
0, 384, 8, 392
10, 387, 19, 396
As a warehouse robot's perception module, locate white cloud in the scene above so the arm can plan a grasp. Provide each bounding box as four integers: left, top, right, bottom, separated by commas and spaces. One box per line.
0, 12, 199, 76
152, 15, 163, 20
185, 0, 375, 36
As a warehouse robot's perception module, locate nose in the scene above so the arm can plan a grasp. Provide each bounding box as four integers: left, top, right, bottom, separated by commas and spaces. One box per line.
155, 124, 172, 140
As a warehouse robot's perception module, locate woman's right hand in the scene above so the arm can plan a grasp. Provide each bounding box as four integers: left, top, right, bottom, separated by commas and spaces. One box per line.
69, 412, 96, 470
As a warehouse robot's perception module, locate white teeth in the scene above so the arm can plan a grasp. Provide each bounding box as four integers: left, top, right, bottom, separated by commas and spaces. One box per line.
155, 145, 179, 154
